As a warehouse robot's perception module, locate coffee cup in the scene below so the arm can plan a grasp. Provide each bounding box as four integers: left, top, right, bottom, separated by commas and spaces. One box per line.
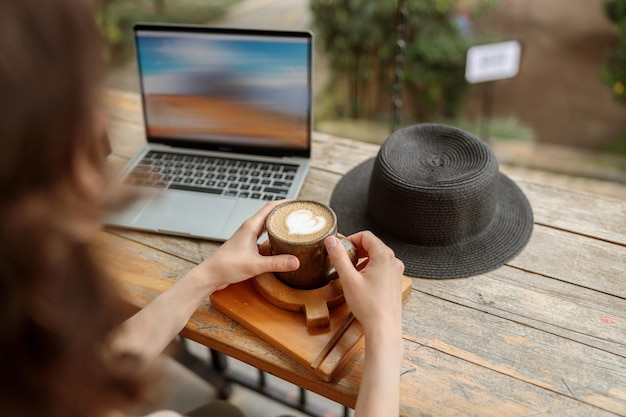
265, 200, 357, 290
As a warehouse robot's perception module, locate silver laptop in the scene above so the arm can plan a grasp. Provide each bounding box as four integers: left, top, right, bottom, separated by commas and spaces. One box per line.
105, 24, 313, 241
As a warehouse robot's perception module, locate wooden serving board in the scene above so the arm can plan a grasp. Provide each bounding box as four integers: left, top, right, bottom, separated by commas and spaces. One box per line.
211, 275, 412, 381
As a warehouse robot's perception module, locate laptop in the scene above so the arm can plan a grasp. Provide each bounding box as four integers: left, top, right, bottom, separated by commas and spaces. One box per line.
104, 24, 313, 241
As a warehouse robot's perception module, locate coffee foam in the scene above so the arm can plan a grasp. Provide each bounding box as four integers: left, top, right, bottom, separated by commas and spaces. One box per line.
268, 201, 334, 242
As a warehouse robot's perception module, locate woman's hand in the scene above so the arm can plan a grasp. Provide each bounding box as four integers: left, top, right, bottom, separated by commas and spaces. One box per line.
324, 231, 405, 417
195, 200, 300, 292
325, 231, 404, 337
109, 201, 299, 367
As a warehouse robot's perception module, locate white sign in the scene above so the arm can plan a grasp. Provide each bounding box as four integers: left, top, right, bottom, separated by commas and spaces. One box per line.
465, 40, 522, 84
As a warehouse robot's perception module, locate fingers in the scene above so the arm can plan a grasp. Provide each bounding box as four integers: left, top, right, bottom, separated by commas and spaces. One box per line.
240, 199, 292, 237
347, 230, 381, 255
326, 231, 392, 276
325, 235, 358, 278
348, 231, 400, 265
345, 231, 405, 281
255, 254, 299, 276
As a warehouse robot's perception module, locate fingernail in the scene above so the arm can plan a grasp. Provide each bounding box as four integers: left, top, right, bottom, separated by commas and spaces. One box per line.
326, 236, 338, 248
286, 257, 298, 270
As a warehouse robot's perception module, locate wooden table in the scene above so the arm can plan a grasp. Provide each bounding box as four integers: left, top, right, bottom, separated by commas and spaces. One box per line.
100, 89, 626, 417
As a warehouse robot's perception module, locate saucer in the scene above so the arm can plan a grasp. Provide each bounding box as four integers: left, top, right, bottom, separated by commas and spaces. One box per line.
253, 272, 345, 328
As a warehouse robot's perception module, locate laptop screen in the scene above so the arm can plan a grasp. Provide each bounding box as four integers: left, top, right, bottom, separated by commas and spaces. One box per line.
134, 24, 312, 157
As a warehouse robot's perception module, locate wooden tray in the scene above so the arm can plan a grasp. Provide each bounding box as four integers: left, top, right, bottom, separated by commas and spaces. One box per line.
211, 274, 412, 381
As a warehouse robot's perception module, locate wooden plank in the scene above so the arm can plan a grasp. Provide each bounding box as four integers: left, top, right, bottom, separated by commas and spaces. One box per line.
414, 267, 626, 358
311, 131, 378, 173
515, 179, 626, 246
401, 287, 626, 415
414, 231, 626, 357
500, 163, 626, 201
105, 227, 218, 265
398, 339, 618, 417
299, 168, 343, 204
511, 224, 626, 297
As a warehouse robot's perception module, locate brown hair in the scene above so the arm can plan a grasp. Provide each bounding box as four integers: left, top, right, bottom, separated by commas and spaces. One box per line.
0, 1, 146, 416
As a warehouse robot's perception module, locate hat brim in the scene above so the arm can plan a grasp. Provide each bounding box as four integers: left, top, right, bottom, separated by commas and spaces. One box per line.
330, 158, 534, 279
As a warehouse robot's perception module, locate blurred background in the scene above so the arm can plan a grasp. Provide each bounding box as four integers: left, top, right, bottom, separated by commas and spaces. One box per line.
103, 0, 626, 198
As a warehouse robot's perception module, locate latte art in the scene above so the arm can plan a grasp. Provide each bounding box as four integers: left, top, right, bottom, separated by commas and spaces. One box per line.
267, 200, 335, 243
286, 209, 328, 236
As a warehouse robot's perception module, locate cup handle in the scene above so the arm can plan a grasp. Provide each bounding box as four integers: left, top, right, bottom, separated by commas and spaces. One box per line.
326, 234, 358, 281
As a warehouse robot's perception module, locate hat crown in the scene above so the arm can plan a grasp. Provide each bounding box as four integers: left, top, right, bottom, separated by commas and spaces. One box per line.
368, 124, 499, 246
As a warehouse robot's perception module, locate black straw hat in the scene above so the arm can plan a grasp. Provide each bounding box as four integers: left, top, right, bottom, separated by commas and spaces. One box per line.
330, 123, 533, 279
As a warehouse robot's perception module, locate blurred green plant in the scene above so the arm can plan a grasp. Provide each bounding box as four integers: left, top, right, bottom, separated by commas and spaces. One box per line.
98, 0, 240, 65
601, 0, 626, 154
603, 131, 626, 155
310, 0, 499, 122
602, 0, 626, 102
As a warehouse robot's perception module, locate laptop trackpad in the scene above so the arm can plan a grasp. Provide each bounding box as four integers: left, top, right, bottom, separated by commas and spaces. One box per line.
137, 190, 236, 237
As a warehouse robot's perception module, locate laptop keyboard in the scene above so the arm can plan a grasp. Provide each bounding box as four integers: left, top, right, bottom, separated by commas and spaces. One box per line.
124, 151, 299, 201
